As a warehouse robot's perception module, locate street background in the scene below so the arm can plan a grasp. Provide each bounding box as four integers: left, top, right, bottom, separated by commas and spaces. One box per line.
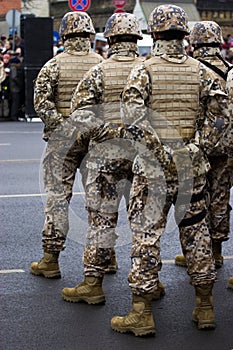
1, 121, 233, 350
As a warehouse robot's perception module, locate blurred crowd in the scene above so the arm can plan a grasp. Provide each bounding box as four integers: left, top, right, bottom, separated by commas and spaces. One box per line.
0, 32, 25, 120
0, 29, 233, 121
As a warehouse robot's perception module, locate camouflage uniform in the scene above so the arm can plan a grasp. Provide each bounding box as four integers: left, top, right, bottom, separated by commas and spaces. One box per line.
69, 13, 144, 277
108, 5, 230, 336
33, 12, 103, 254
109, 6, 230, 337
122, 8, 230, 295
190, 21, 233, 252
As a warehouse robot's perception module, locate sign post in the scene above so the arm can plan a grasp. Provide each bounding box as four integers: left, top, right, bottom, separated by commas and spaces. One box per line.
5, 9, 21, 51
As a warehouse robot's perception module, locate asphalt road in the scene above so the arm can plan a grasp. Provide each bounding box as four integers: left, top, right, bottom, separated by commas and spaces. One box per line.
1, 121, 233, 350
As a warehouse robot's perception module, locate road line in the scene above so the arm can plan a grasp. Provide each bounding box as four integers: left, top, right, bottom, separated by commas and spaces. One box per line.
1, 257, 232, 274
0, 143, 11, 146
0, 131, 41, 134
0, 269, 25, 274
0, 191, 84, 199
0, 159, 41, 163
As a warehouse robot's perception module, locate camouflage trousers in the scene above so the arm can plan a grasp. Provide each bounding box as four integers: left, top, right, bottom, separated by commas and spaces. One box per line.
207, 155, 232, 242
83, 161, 133, 276
42, 138, 84, 253
128, 173, 216, 295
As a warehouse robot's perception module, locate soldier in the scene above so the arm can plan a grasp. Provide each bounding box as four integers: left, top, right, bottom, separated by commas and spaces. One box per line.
110, 5, 229, 336
175, 21, 233, 269
61, 12, 165, 304
30, 11, 116, 278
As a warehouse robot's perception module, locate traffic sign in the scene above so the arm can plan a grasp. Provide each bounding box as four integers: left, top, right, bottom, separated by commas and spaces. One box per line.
114, 9, 125, 13
113, 0, 126, 8
68, 0, 91, 11
6, 9, 21, 27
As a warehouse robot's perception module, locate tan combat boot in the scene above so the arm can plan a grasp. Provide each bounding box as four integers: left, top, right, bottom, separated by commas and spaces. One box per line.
174, 254, 187, 267
105, 249, 118, 274
212, 240, 223, 268
62, 276, 105, 304
30, 252, 60, 278
152, 281, 165, 300
228, 277, 233, 289
192, 284, 215, 330
111, 294, 156, 336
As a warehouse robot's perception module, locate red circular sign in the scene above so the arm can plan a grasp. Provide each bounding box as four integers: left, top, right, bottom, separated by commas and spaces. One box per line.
113, 0, 126, 9
69, 0, 91, 12
114, 9, 125, 13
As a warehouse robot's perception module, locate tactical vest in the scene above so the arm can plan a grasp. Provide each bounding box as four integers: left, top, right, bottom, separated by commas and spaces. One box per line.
87, 55, 143, 166
144, 56, 201, 142
56, 52, 102, 117
101, 55, 143, 123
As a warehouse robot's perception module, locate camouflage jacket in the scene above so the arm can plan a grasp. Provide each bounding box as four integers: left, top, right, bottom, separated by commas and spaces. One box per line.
122, 39, 230, 178
193, 46, 233, 159
226, 68, 233, 162
34, 37, 102, 141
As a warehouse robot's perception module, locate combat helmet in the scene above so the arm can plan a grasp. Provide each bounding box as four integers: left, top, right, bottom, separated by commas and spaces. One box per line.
104, 13, 143, 39
147, 4, 190, 34
190, 21, 223, 46
59, 11, 95, 39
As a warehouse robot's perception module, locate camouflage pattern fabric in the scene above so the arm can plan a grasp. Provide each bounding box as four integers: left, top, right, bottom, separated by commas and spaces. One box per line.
104, 12, 143, 39
207, 155, 232, 241
34, 37, 103, 252
147, 4, 190, 34
190, 21, 223, 46
121, 39, 229, 292
192, 43, 232, 243
178, 175, 216, 286
42, 137, 84, 252
226, 60, 233, 165
83, 165, 132, 276
70, 42, 142, 276
128, 175, 168, 294
59, 11, 95, 37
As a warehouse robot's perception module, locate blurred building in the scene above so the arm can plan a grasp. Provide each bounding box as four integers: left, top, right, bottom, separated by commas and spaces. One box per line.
196, 0, 233, 35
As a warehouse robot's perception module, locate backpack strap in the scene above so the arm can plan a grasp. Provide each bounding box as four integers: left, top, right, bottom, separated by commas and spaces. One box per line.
198, 59, 227, 81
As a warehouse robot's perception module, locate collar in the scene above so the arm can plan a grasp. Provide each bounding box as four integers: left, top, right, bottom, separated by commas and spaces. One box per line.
152, 39, 187, 57
193, 46, 221, 60
108, 42, 139, 57
64, 37, 91, 55
151, 39, 188, 63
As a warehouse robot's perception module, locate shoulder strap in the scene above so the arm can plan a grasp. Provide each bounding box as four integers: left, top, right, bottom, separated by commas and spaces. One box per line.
198, 59, 227, 81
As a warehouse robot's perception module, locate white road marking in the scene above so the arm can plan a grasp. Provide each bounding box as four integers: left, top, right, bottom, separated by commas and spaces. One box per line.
0, 269, 25, 274
0, 159, 41, 163
0, 131, 41, 134
0, 192, 84, 199
0, 143, 11, 146
0, 257, 232, 274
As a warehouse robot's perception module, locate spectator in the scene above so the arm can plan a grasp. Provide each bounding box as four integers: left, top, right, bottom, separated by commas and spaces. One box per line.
8, 52, 25, 121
